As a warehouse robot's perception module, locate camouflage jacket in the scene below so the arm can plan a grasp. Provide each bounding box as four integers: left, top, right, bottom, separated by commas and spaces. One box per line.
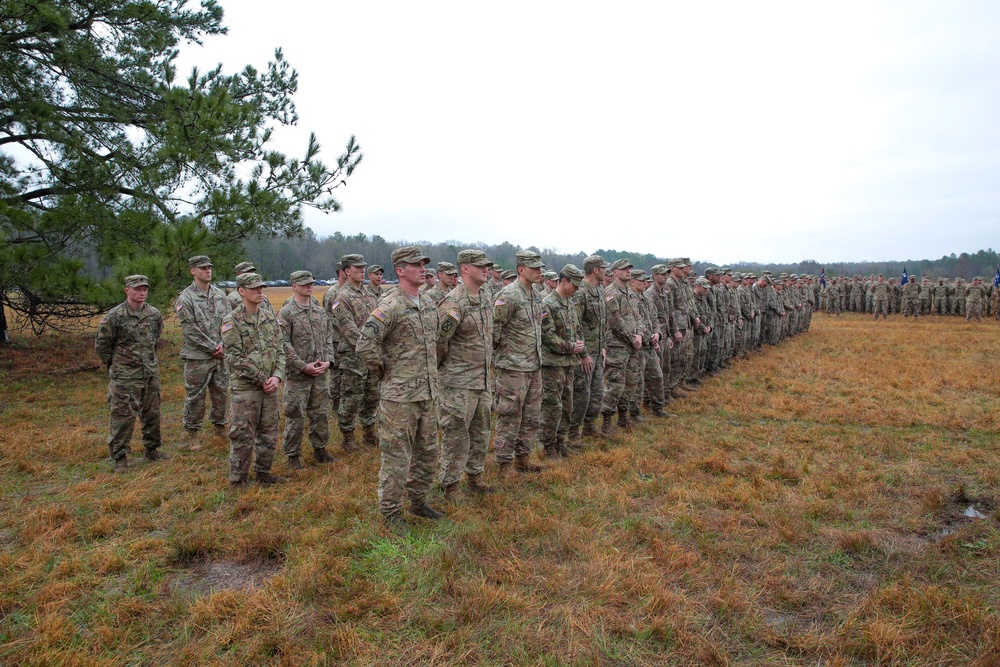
321, 284, 343, 350
873, 282, 889, 299
331, 282, 375, 376
227, 289, 273, 316
221, 305, 286, 392
437, 283, 493, 390
176, 282, 230, 360
965, 283, 986, 304
604, 281, 639, 364
541, 290, 581, 367
278, 297, 336, 381
902, 281, 920, 300
636, 290, 655, 345
493, 278, 544, 372
95, 301, 163, 381
363, 282, 384, 302
666, 275, 692, 330
423, 283, 449, 306
356, 289, 439, 402
645, 282, 672, 338
573, 280, 607, 359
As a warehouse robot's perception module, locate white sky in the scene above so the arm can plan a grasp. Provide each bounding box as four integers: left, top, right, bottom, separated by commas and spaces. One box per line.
178, 0, 1000, 263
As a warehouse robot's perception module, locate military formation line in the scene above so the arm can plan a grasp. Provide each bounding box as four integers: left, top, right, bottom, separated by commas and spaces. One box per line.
97, 250, 820, 533
819, 274, 999, 321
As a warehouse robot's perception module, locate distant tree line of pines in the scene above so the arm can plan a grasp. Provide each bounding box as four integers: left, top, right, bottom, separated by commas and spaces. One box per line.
241, 230, 1000, 285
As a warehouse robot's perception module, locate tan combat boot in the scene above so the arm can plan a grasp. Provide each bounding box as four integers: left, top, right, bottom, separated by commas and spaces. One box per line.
341, 430, 357, 454
362, 425, 378, 448
178, 429, 201, 452
467, 473, 494, 495
567, 425, 581, 449
442, 482, 460, 503
601, 413, 617, 437
581, 420, 596, 438
514, 454, 543, 473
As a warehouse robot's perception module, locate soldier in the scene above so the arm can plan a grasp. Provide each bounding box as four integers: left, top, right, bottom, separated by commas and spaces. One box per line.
569, 255, 608, 442
176, 255, 230, 450
437, 249, 495, 500
539, 265, 586, 458
278, 271, 336, 469
332, 254, 379, 452
221, 273, 286, 486
646, 264, 675, 414
322, 261, 348, 424
483, 264, 504, 302
953, 278, 966, 316
540, 271, 559, 299
493, 250, 547, 473
600, 258, 642, 435
933, 278, 948, 315
95, 275, 168, 473
901, 276, 920, 318
872, 274, 889, 319
422, 268, 437, 292
424, 262, 458, 305
364, 264, 385, 301
631, 270, 664, 420
227, 261, 273, 314
501, 269, 517, 286
356, 246, 443, 533
666, 258, 695, 399
965, 277, 987, 322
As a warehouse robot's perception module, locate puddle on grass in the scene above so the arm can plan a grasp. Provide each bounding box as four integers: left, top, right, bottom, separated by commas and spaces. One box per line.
964, 505, 988, 520
931, 492, 994, 542
170, 559, 281, 597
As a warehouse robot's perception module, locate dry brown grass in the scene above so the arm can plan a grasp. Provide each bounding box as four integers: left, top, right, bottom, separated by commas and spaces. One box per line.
2, 305, 1000, 665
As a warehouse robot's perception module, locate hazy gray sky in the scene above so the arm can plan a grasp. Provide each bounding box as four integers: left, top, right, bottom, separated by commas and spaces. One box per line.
179, 1, 1000, 263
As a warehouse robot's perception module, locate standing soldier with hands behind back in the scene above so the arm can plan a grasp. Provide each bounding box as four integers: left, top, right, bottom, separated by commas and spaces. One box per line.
95, 275, 168, 473
176, 256, 230, 450
221, 273, 286, 487
278, 271, 336, 469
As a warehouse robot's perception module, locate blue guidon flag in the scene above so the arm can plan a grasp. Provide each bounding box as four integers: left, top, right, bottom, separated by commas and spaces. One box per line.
901, 267, 908, 286
995, 267, 1000, 288
820, 267, 826, 287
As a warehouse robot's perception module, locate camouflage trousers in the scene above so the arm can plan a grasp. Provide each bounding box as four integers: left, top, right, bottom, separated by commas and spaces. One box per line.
724, 321, 735, 360
919, 299, 931, 315
337, 368, 379, 432
873, 298, 888, 319
601, 350, 639, 415
735, 323, 748, 358
954, 298, 965, 316
182, 357, 228, 431
438, 387, 491, 488
630, 351, 645, 414
934, 297, 947, 315
328, 365, 342, 416
228, 389, 279, 482
540, 366, 573, 450
670, 332, 693, 384
902, 299, 920, 317
639, 346, 664, 412
966, 301, 983, 322
706, 327, 721, 372
107, 376, 162, 461
752, 315, 762, 348
378, 399, 439, 517
493, 368, 542, 463
282, 374, 330, 459
570, 360, 604, 428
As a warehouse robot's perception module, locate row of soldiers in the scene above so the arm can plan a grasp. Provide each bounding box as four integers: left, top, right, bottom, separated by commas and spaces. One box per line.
820, 275, 1000, 321
94, 250, 809, 534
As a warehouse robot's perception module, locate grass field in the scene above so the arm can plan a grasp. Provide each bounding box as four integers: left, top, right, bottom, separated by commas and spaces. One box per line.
2, 296, 1000, 665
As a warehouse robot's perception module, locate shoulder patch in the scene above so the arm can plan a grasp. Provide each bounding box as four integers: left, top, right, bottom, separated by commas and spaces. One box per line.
221, 321, 234, 333
100, 314, 110, 324
372, 308, 387, 322
277, 317, 285, 326
540, 308, 549, 318
448, 309, 461, 322
495, 298, 506, 307
175, 301, 183, 312
605, 292, 615, 301
331, 301, 340, 310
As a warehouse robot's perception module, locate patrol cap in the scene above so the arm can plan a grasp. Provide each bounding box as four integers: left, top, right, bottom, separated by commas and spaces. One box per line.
650, 264, 669, 275
492, 263, 503, 271
341, 253, 367, 267
501, 269, 517, 280
290, 270, 316, 286
543, 271, 558, 281
695, 276, 710, 287
584, 254, 610, 271
425, 269, 435, 278
644, 275, 653, 283
188, 255, 213, 268
789, 273, 799, 279
237, 273, 266, 289
457, 249, 492, 267
608, 258, 633, 271
391, 245, 431, 266
559, 264, 585, 287
630, 268, 647, 281
437, 262, 458, 276
722, 268, 733, 275
515, 250, 544, 268
234, 261, 256, 275
368, 264, 384, 275
704, 267, 719, 277
125, 274, 150, 288
668, 257, 690, 268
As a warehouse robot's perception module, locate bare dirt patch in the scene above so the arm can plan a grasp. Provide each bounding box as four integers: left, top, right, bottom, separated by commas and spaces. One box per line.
169, 560, 281, 597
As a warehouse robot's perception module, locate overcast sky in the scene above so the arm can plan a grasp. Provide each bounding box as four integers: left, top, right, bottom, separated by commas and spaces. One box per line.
178, 1, 1000, 264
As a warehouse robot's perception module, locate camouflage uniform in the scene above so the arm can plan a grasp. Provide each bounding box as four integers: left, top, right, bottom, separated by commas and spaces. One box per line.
539, 267, 584, 457
965, 280, 986, 322
356, 247, 440, 519
601, 271, 641, 421
666, 264, 694, 391
493, 264, 545, 465
332, 278, 379, 435
933, 280, 948, 315
570, 257, 608, 432
95, 280, 164, 463
176, 273, 230, 434
279, 276, 336, 462
221, 275, 286, 484
872, 278, 889, 319
437, 266, 493, 489
646, 267, 674, 399
321, 281, 344, 415
901, 279, 920, 317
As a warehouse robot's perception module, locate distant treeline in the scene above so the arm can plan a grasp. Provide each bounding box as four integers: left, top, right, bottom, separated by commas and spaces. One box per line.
241, 230, 1000, 282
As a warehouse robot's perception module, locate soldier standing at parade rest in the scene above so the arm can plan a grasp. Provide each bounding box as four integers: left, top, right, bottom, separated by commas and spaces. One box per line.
421, 268, 437, 292
436, 249, 496, 500
176, 255, 230, 450
569, 255, 609, 441
322, 261, 348, 422
539, 264, 586, 458
227, 261, 273, 314
95, 275, 169, 473
600, 258, 642, 435
278, 271, 337, 469
331, 254, 379, 452
424, 262, 458, 305
221, 273, 286, 486
493, 250, 548, 474
364, 264, 385, 301
356, 246, 443, 534
965, 277, 987, 322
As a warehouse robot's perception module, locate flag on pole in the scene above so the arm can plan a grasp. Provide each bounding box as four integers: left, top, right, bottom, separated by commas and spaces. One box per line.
994, 266, 1000, 288
901, 267, 908, 286
820, 267, 826, 287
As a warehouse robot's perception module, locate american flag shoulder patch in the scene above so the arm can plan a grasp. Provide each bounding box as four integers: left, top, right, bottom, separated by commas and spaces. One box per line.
605, 292, 615, 301
372, 308, 387, 322
448, 309, 461, 322
175, 301, 183, 312
221, 321, 234, 333
331, 301, 339, 310
495, 298, 506, 307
